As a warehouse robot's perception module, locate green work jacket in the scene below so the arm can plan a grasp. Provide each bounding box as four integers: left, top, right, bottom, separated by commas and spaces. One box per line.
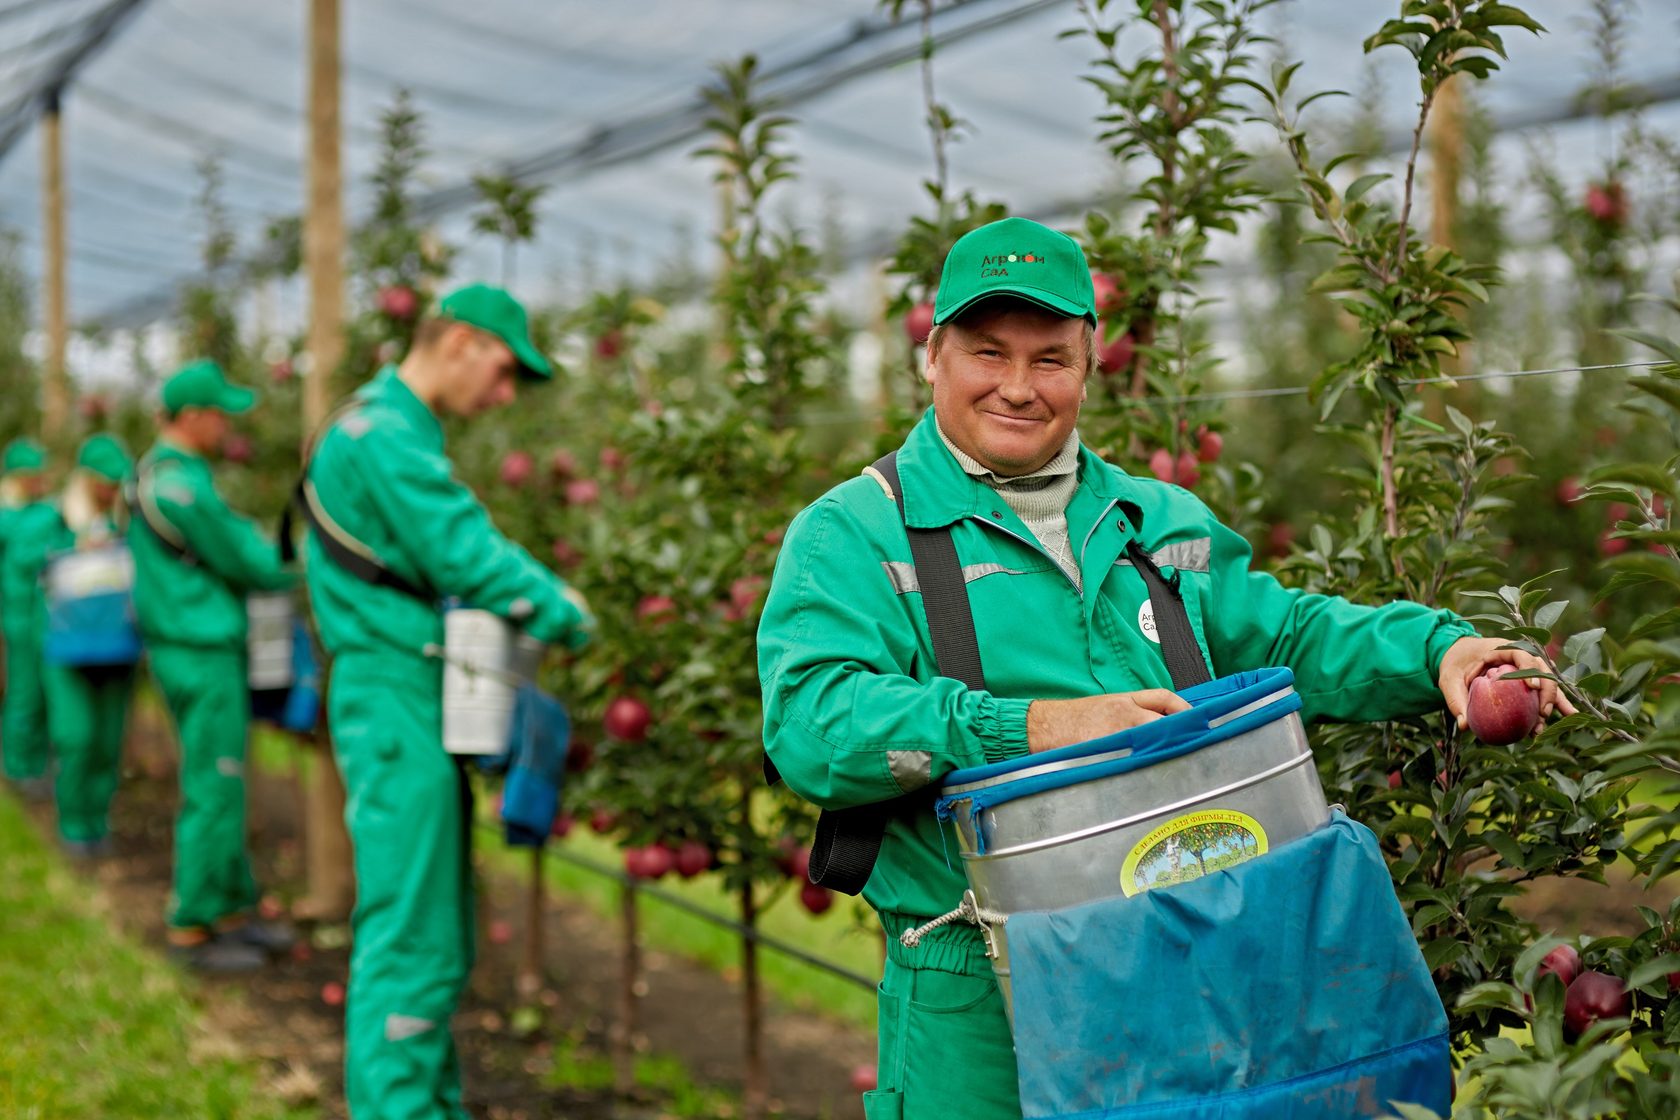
757, 410, 1476, 974
129, 441, 295, 649
303, 367, 584, 674
0, 500, 63, 640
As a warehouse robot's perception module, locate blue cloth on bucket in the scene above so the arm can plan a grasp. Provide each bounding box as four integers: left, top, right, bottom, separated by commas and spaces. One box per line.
250, 622, 323, 733
497, 684, 571, 848
1006, 811, 1450, 1120
938, 669, 1302, 853
44, 588, 142, 667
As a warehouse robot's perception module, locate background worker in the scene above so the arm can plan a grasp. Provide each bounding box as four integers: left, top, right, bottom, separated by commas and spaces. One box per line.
41, 434, 137, 857
1, 438, 56, 800
757, 216, 1571, 1119
130, 359, 297, 973
304, 285, 591, 1120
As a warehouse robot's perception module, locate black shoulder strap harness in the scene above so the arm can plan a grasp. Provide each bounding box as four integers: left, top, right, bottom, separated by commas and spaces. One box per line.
277, 398, 433, 604
766, 452, 1211, 897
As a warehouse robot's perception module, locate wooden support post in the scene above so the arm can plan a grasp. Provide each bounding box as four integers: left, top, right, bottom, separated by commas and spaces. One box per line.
612, 881, 642, 1093
40, 88, 69, 445
296, 0, 355, 925
1429, 73, 1466, 381
517, 846, 546, 998
741, 880, 768, 1120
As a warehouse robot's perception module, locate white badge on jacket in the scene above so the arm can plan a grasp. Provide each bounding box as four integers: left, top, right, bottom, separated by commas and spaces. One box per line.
1138, 601, 1160, 643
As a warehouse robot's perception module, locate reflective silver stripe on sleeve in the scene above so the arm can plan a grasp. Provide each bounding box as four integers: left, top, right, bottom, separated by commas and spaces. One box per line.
1115, 537, 1211, 573
888, 750, 934, 792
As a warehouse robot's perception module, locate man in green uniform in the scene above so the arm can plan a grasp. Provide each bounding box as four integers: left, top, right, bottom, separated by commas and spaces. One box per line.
41, 434, 138, 856
130, 359, 297, 973
1, 437, 55, 799
303, 285, 590, 1120
757, 217, 1571, 1120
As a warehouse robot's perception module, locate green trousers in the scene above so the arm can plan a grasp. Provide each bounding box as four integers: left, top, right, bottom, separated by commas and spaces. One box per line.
149, 643, 260, 930
45, 662, 135, 842
2, 626, 49, 781
867, 955, 1021, 1120
331, 654, 473, 1120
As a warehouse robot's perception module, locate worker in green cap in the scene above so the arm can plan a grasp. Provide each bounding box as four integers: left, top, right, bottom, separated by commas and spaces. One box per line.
1, 437, 56, 798
130, 359, 297, 973
302, 285, 591, 1120
758, 216, 1568, 1119
38, 434, 138, 856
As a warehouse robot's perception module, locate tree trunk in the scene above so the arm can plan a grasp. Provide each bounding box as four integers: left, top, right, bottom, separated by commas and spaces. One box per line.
517, 846, 545, 998
741, 881, 768, 1120
612, 880, 642, 1093
39, 88, 69, 448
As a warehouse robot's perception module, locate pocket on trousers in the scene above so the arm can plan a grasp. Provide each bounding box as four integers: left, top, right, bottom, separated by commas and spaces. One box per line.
863, 1089, 904, 1120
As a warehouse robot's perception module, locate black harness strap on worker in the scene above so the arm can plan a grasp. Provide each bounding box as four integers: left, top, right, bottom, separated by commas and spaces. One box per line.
278, 397, 434, 605
766, 451, 1211, 896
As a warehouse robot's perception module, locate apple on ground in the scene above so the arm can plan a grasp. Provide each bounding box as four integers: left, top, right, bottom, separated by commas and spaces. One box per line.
489, 919, 514, 945
321, 980, 346, 1008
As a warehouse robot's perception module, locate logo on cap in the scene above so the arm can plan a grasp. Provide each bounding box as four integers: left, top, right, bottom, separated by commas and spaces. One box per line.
979, 252, 1047, 278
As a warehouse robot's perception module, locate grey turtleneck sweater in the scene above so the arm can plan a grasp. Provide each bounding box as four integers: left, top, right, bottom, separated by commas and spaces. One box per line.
938, 420, 1084, 590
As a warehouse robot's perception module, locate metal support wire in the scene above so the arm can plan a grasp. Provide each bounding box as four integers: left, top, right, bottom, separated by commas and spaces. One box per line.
472, 820, 878, 993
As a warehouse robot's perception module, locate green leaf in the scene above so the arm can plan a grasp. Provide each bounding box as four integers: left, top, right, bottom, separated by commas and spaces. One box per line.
1615, 330, 1680, 367
1344, 173, 1390, 203
1626, 955, 1680, 991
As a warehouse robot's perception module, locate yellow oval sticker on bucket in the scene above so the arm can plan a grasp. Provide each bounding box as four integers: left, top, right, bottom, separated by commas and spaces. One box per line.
1120, 809, 1269, 897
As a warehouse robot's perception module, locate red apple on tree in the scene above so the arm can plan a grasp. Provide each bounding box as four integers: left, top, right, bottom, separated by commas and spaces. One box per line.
78, 394, 109, 422
1090, 271, 1125, 314
589, 806, 619, 834
593, 329, 623, 360
599, 446, 627, 473
1174, 451, 1200, 488
1584, 180, 1628, 226
1196, 427, 1224, 464
222, 434, 253, 464
499, 450, 534, 487
1555, 476, 1583, 505
564, 737, 594, 774
549, 448, 577, 478
550, 538, 581, 569
1563, 971, 1629, 1040
564, 478, 601, 506
603, 696, 652, 743
1097, 329, 1134, 375
675, 841, 713, 879
270, 357, 295, 384
377, 284, 419, 320
1465, 665, 1541, 746
1537, 943, 1581, 988
1387, 770, 1403, 790
637, 595, 678, 625
1599, 531, 1629, 558
640, 843, 675, 880
1148, 447, 1175, 484
903, 302, 935, 346
551, 812, 575, 839
800, 881, 834, 915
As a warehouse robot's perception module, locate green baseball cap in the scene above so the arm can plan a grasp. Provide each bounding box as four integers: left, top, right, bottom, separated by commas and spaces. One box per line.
161, 359, 258, 416
76, 433, 131, 482
933, 216, 1097, 326
3, 437, 46, 474
437, 284, 552, 380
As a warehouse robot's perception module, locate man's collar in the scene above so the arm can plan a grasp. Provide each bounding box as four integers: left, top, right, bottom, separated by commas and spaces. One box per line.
371, 365, 445, 443
935, 418, 1080, 489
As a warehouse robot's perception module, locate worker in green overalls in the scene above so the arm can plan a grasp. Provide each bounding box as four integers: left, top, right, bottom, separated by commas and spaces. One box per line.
39, 434, 138, 857
303, 285, 590, 1120
130, 359, 297, 973
1, 437, 55, 800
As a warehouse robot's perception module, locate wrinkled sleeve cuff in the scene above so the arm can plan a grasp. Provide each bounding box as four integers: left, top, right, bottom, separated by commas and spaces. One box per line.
976, 695, 1032, 764
1425, 613, 1479, 678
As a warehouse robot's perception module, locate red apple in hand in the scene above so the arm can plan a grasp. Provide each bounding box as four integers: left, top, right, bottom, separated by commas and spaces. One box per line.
499, 450, 534, 487
1563, 971, 1629, 1040
675, 841, 713, 879
1465, 665, 1541, 746
603, 696, 652, 743
903, 302, 935, 345
800, 881, 834, 915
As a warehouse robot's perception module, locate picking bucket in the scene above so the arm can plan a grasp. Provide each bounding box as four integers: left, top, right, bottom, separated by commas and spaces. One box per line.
246, 591, 296, 690
934, 667, 1326, 1019
43, 544, 141, 667
440, 608, 544, 756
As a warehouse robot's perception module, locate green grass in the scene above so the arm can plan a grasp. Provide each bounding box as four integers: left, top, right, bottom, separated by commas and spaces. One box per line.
252, 730, 882, 1029
0, 793, 312, 1120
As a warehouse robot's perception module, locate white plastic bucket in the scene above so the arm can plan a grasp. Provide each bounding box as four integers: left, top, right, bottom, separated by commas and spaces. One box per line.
246, 591, 296, 690
441, 608, 544, 755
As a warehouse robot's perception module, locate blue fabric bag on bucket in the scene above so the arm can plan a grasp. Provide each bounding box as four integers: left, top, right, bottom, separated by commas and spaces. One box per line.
496, 684, 571, 848
1006, 810, 1450, 1120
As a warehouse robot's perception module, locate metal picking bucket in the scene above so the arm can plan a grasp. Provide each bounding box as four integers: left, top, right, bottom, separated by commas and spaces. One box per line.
246, 591, 296, 690
934, 667, 1328, 1019
441, 608, 545, 756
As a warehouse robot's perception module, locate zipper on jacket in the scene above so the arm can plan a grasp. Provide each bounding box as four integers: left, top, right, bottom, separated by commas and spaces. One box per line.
964, 497, 1121, 601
